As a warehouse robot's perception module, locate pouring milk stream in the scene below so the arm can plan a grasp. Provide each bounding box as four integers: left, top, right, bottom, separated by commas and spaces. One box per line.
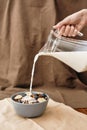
30, 29, 87, 94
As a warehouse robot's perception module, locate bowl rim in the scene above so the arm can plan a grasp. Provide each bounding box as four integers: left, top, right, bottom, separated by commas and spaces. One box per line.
11, 91, 49, 106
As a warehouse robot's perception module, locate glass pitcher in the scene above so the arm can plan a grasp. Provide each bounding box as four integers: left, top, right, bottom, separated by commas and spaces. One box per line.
39, 29, 87, 72
40, 29, 87, 52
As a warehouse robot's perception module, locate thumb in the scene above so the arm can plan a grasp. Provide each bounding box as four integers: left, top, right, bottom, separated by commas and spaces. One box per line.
53, 22, 62, 29
53, 17, 71, 29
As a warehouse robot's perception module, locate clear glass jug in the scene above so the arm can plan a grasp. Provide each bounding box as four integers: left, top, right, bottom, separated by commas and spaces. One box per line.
39, 29, 87, 72
40, 29, 87, 52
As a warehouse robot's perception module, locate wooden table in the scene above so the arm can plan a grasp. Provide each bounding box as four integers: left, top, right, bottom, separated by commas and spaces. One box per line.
75, 108, 87, 115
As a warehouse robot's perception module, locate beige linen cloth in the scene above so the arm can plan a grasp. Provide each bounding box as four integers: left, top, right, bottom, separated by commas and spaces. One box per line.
0, 0, 87, 91
0, 98, 87, 130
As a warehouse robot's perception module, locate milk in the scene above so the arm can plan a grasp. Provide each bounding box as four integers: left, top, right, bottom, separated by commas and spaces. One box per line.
40, 52, 87, 72
30, 51, 87, 92
29, 54, 39, 93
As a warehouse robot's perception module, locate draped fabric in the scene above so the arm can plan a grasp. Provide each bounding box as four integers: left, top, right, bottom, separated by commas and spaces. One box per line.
0, 0, 87, 107
0, 0, 57, 88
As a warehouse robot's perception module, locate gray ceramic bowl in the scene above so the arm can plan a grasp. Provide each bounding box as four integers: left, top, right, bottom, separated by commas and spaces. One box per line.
11, 91, 49, 118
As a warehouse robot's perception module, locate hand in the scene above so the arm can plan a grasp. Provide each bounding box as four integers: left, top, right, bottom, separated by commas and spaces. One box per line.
53, 9, 87, 37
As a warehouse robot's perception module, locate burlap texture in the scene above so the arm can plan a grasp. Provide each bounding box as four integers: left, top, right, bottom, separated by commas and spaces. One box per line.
0, 0, 87, 108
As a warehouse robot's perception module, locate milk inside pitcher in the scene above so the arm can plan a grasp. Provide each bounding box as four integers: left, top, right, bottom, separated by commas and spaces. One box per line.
39, 29, 87, 72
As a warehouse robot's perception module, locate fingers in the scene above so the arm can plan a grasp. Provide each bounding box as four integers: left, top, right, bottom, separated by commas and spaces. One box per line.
53, 22, 64, 30
59, 26, 66, 35
68, 26, 75, 36
54, 25, 83, 37
72, 29, 78, 37
58, 25, 75, 37
62, 25, 71, 36
76, 22, 85, 32
53, 16, 71, 29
